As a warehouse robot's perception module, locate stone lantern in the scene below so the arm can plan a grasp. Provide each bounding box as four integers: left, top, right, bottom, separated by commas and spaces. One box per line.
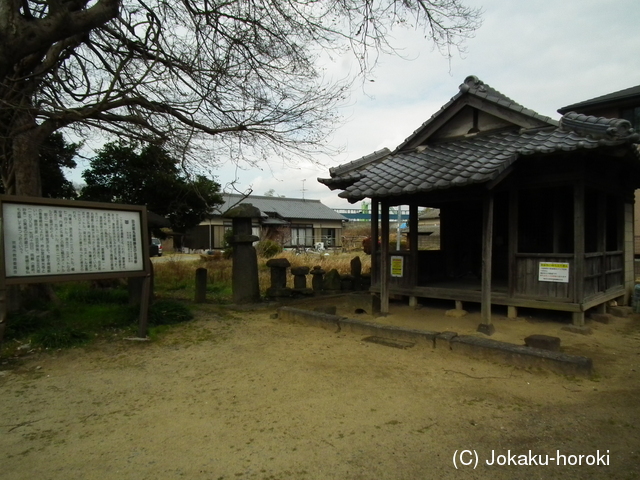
223, 203, 261, 304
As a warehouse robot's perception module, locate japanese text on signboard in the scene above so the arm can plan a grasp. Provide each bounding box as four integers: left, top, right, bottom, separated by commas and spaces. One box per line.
538, 262, 570, 283
3, 204, 144, 278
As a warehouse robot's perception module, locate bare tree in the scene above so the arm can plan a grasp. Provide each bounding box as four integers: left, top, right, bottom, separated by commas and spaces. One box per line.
0, 0, 481, 197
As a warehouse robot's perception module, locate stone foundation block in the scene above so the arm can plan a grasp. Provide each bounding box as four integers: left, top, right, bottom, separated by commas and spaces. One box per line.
524, 334, 561, 351
277, 306, 341, 332
589, 313, 613, 324
338, 318, 437, 346
341, 293, 381, 316
314, 306, 337, 315
435, 331, 458, 350
451, 335, 592, 377
608, 306, 632, 318
561, 325, 593, 335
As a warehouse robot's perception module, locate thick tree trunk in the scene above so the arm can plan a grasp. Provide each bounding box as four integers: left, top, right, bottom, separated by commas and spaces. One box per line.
12, 111, 44, 197
1, 114, 52, 347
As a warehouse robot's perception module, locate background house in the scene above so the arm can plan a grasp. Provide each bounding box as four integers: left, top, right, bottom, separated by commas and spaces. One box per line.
183, 193, 346, 251
559, 84, 640, 256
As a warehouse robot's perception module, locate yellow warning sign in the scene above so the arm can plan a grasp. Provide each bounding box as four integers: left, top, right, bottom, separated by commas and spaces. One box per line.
391, 256, 404, 278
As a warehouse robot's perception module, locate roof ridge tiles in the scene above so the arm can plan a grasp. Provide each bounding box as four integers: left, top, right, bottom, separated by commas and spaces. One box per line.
559, 112, 639, 142
329, 147, 391, 177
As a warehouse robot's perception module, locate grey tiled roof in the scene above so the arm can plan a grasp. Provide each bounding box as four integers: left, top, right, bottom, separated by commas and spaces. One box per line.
395, 75, 557, 150
330, 148, 391, 177
216, 194, 346, 221
320, 113, 639, 202
558, 84, 640, 114
319, 76, 640, 202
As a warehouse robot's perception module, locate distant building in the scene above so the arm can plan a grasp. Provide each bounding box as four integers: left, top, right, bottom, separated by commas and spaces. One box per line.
183, 193, 346, 250
559, 84, 640, 254
558, 84, 640, 130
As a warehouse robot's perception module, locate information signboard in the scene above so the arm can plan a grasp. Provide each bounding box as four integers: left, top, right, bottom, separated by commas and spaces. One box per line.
538, 262, 570, 283
0, 196, 152, 339
0, 196, 149, 285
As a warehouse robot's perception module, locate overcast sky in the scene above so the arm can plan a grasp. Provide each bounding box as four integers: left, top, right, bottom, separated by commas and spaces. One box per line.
69, 0, 640, 209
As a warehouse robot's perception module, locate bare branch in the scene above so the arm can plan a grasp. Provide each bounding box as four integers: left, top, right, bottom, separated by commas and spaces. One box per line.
0, 0, 482, 196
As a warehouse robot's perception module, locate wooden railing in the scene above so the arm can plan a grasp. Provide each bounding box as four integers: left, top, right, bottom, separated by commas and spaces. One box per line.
513, 254, 573, 301
514, 251, 623, 301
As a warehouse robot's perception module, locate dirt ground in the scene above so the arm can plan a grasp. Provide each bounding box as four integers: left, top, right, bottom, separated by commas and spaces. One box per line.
1, 298, 639, 480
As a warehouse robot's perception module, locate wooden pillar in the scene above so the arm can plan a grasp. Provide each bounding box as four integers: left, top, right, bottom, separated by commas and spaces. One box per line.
0, 278, 6, 346
478, 193, 495, 335
371, 198, 379, 286
573, 179, 585, 318
623, 200, 635, 305
380, 200, 390, 315
137, 273, 151, 338
597, 192, 607, 293
408, 203, 419, 309
508, 188, 518, 299
409, 203, 418, 287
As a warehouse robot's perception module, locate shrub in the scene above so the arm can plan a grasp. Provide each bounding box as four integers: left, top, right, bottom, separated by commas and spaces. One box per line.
31, 327, 90, 349
5, 309, 57, 339
59, 282, 129, 304
256, 239, 283, 258
148, 300, 194, 326
223, 229, 234, 259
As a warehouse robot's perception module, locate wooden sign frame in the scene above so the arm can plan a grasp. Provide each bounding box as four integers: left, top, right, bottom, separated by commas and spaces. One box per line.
0, 195, 152, 339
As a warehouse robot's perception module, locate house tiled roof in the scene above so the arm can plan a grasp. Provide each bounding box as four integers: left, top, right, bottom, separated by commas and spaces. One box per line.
216, 194, 346, 221
395, 76, 557, 150
319, 113, 639, 202
330, 148, 391, 177
558, 84, 640, 114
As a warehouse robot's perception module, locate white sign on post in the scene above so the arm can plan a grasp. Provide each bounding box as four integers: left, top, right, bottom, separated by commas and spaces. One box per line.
391, 256, 404, 277
538, 262, 570, 283
2, 202, 145, 278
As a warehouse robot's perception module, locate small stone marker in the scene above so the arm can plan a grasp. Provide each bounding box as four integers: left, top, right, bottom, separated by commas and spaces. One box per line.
524, 334, 561, 351
350, 256, 363, 291
310, 266, 325, 292
265, 258, 292, 297
340, 274, 354, 291
323, 269, 342, 291
195, 267, 207, 303
291, 266, 310, 289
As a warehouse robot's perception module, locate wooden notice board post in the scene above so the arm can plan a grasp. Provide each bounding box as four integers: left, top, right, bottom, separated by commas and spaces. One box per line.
0, 195, 152, 343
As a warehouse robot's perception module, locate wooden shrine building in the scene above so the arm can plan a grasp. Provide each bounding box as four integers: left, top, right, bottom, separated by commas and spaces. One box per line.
319, 76, 640, 332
